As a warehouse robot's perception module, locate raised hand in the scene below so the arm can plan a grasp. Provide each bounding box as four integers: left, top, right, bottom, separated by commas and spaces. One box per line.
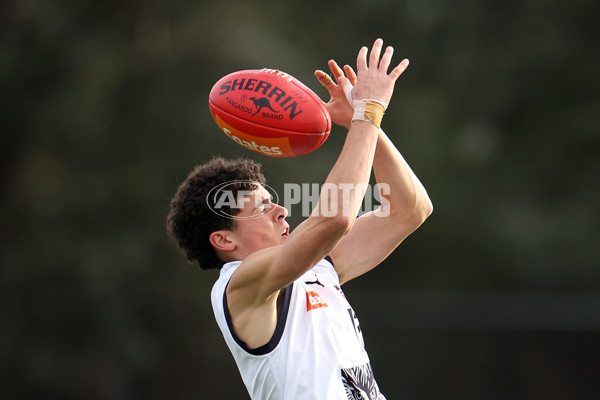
351, 38, 409, 105
315, 60, 357, 129
315, 39, 409, 129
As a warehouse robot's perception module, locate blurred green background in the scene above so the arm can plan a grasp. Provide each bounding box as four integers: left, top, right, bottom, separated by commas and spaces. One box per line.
2, 0, 599, 398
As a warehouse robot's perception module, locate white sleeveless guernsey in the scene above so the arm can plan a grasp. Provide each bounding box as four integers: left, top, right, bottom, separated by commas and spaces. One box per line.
211, 257, 386, 400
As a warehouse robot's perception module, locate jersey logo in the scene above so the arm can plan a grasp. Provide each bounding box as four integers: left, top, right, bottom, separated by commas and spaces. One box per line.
341, 362, 384, 400
306, 291, 328, 311
348, 308, 365, 348
305, 273, 325, 287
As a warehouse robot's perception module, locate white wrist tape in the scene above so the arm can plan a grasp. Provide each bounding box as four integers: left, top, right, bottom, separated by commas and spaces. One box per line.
342, 82, 388, 128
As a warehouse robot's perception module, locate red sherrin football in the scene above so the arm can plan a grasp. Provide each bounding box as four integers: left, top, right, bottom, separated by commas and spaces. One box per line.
208, 69, 331, 157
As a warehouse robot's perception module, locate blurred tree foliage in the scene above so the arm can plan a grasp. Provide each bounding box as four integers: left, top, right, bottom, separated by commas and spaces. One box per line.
2, 0, 599, 398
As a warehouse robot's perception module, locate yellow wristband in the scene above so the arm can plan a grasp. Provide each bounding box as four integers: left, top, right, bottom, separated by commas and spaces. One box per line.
352, 100, 387, 128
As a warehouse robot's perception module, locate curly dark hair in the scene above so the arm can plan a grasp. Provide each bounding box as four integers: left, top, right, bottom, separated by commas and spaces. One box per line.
166, 157, 266, 270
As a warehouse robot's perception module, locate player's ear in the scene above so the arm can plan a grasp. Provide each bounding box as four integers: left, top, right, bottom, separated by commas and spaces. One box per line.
209, 230, 235, 252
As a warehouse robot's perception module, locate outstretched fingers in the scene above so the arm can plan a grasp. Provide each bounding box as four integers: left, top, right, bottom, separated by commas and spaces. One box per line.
369, 38, 384, 70
378, 46, 394, 73
321, 40, 409, 107
389, 58, 410, 81
327, 60, 344, 82
356, 46, 369, 72
343, 65, 357, 86
315, 70, 335, 89
316, 59, 351, 90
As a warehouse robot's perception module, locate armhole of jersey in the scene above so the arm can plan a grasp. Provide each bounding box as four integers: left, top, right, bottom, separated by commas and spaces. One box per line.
324, 255, 334, 267
222, 282, 293, 356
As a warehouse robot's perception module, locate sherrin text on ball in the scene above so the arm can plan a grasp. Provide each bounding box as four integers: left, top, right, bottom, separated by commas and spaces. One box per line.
209, 68, 331, 157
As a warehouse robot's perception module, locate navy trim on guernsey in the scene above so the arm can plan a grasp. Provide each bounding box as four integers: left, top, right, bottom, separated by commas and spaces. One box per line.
324, 255, 334, 267
223, 282, 293, 355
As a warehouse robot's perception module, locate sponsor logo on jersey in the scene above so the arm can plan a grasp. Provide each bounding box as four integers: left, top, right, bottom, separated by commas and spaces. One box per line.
306, 290, 328, 311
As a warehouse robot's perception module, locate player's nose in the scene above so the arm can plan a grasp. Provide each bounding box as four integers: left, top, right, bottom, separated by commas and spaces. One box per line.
273, 203, 288, 221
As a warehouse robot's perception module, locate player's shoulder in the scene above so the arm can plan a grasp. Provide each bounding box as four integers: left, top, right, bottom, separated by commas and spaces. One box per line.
211, 261, 242, 297
311, 256, 339, 281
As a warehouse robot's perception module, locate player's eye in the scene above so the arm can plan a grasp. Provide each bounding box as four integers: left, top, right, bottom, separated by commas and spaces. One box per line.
261, 202, 275, 213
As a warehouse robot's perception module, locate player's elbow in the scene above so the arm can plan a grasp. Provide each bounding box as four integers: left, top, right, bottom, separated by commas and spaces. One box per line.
315, 213, 355, 237
331, 213, 355, 235
410, 196, 433, 226
387, 194, 433, 230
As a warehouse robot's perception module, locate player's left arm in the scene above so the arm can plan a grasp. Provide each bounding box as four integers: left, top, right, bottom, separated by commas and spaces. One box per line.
315, 58, 433, 285
328, 128, 433, 284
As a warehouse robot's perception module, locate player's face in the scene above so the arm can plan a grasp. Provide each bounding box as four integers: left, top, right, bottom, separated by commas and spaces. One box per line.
230, 184, 289, 256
